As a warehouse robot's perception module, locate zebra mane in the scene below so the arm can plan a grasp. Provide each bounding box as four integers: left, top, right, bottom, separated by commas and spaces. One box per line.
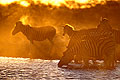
65, 24, 75, 30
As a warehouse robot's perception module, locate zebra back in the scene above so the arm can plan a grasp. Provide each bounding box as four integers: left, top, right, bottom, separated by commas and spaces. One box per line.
67, 28, 114, 49
21, 26, 56, 42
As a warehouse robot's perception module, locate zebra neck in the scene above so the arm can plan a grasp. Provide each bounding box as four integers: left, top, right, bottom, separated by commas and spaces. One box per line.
21, 26, 32, 36
67, 30, 74, 37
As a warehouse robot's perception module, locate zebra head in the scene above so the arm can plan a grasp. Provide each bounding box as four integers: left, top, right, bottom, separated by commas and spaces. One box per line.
97, 18, 112, 31
58, 55, 72, 67
12, 21, 23, 35
63, 24, 74, 36
58, 51, 74, 67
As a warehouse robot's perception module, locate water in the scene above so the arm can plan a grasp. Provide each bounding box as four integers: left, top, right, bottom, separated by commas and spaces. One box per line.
0, 57, 120, 80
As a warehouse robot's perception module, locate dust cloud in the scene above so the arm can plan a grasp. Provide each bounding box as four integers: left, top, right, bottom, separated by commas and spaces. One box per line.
0, 1, 120, 59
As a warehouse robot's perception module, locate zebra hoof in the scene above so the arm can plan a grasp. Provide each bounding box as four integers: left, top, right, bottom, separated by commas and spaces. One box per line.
58, 62, 66, 68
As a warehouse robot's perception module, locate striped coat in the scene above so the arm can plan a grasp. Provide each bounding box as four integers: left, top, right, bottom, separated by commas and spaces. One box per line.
58, 23, 116, 69
68, 28, 120, 61
112, 29, 120, 44
112, 29, 120, 61
12, 21, 56, 44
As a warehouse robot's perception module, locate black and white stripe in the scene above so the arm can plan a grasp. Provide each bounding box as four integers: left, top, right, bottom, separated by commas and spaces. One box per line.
58, 21, 116, 69
12, 21, 56, 44
112, 29, 120, 44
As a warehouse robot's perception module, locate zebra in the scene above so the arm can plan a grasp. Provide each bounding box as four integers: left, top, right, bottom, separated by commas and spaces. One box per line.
58, 32, 116, 69
12, 21, 56, 58
112, 29, 120, 44
112, 29, 120, 61
62, 24, 110, 63
72, 29, 120, 63
63, 21, 120, 63
58, 19, 116, 69
12, 21, 56, 44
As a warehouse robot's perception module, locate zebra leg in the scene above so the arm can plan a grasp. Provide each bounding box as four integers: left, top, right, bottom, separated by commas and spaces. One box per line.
104, 52, 116, 69
49, 40, 54, 45
109, 52, 116, 69
29, 39, 34, 44
83, 58, 89, 69
104, 53, 110, 69
49, 41, 55, 59
74, 55, 82, 64
28, 40, 34, 59
48, 37, 54, 45
109, 51, 116, 69
74, 55, 79, 63
91, 59, 100, 69
47, 38, 55, 59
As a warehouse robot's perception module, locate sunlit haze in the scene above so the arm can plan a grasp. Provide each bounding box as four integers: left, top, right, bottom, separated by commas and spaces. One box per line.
0, 0, 118, 8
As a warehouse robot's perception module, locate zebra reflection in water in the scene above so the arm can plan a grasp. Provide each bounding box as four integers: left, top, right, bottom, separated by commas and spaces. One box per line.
12, 21, 56, 58
58, 18, 116, 69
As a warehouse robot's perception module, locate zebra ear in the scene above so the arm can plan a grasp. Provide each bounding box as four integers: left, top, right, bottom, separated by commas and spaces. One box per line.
62, 25, 65, 29
16, 21, 22, 25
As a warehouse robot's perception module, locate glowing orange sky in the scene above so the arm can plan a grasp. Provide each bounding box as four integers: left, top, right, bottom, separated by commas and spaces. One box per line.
0, 0, 119, 8
0, 0, 30, 7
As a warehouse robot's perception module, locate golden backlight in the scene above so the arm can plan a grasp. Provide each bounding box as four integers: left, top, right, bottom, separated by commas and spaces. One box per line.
20, 16, 29, 25
0, 0, 30, 7
0, 0, 19, 5
40, 0, 65, 6
75, 0, 89, 3
19, 1, 30, 7
0, 0, 118, 8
